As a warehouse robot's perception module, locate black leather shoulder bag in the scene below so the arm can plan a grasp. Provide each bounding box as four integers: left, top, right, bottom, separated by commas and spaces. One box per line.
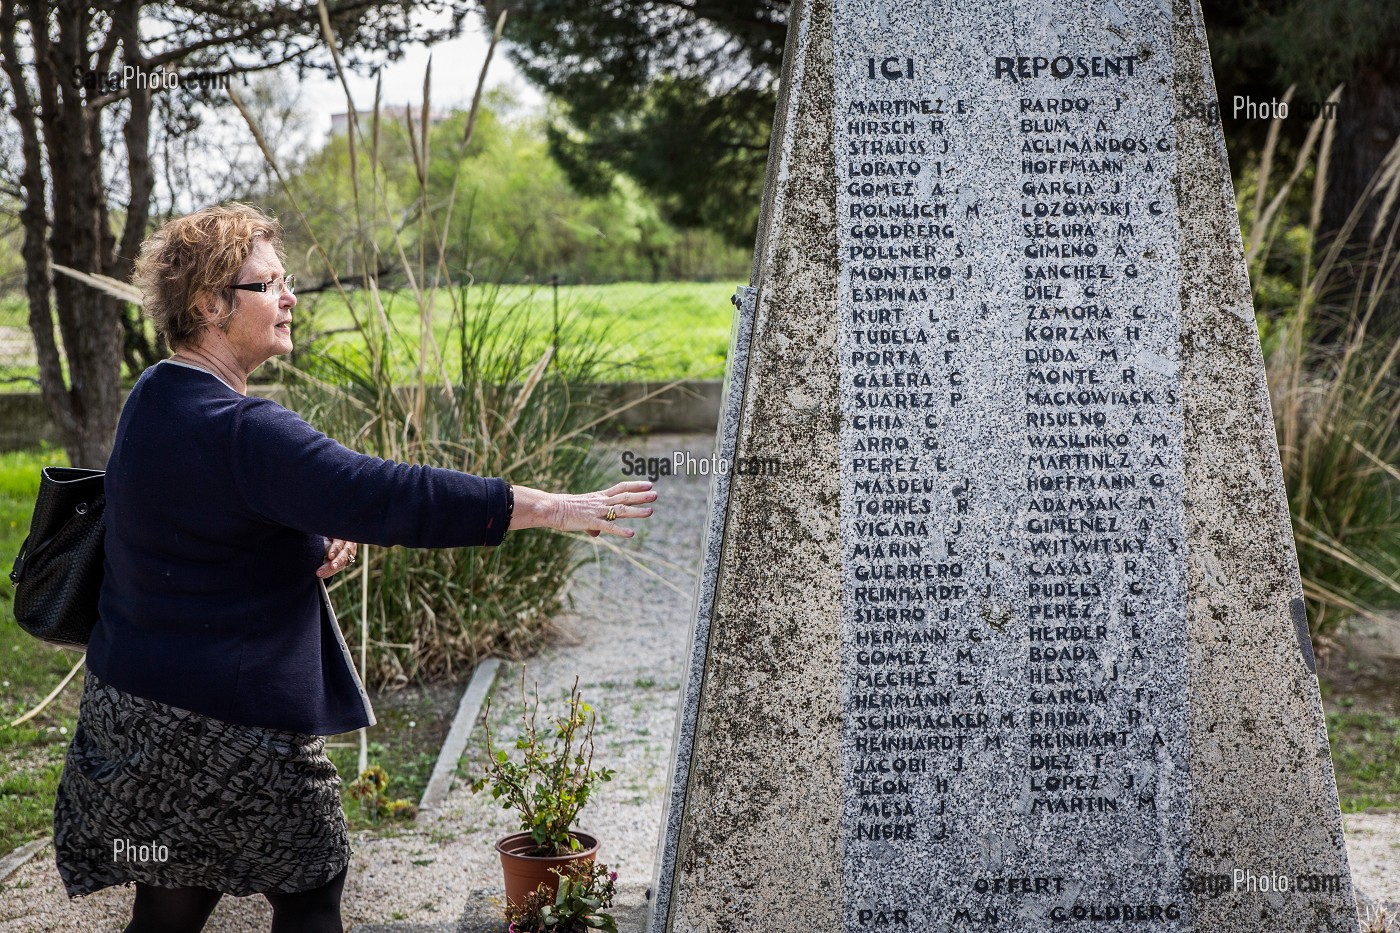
8, 467, 105, 649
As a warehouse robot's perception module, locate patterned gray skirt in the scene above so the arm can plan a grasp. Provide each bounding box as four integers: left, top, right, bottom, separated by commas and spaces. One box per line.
53, 671, 350, 898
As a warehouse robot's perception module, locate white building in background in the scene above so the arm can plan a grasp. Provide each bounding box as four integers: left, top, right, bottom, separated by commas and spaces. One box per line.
329, 104, 450, 137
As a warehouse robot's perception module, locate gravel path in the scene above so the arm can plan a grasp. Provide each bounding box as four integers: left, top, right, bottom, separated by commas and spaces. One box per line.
328, 433, 714, 931
1, 431, 1396, 931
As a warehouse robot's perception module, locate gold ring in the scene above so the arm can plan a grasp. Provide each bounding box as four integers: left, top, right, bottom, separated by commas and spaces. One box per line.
605, 505, 618, 522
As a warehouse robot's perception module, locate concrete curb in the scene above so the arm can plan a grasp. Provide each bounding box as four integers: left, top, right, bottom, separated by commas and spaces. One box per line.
0, 837, 49, 884
419, 658, 502, 813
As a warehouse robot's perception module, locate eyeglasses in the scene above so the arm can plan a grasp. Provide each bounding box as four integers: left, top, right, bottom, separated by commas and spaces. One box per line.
229, 274, 296, 296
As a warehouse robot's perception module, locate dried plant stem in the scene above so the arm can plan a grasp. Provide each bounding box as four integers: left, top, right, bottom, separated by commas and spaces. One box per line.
1250, 85, 1400, 637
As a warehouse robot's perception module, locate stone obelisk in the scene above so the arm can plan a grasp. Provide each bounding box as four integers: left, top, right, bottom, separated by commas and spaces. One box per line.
650, 1, 1357, 930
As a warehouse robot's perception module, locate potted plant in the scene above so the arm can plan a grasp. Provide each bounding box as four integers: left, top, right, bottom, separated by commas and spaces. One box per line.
471, 670, 615, 907
505, 860, 619, 933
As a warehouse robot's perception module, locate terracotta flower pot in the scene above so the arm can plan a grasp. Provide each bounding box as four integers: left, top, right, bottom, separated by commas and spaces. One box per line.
495, 831, 599, 907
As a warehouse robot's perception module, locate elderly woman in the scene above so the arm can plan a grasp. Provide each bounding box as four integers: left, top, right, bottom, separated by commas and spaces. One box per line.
52, 203, 655, 933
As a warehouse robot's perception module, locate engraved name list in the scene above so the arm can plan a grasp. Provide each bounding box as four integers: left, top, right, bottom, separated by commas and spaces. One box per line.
835, 4, 1189, 929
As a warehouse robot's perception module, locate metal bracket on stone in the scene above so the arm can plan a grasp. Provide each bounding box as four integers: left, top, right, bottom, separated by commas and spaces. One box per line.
731, 285, 757, 313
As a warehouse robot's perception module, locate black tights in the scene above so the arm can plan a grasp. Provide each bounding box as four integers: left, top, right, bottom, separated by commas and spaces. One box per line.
123, 864, 347, 933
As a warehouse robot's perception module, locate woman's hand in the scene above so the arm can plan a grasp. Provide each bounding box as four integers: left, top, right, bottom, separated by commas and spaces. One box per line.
317, 537, 359, 578
509, 481, 656, 538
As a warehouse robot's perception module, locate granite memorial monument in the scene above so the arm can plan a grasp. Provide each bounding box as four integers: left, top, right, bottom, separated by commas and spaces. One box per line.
650, 1, 1358, 930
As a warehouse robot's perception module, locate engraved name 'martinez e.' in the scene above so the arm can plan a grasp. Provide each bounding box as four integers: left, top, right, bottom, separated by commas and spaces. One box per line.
835, 1, 1187, 929
649, 1, 1357, 931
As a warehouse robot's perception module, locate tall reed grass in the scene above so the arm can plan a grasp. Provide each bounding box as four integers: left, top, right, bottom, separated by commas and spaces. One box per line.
230, 6, 641, 685
287, 297, 622, 685
1245, 86, 1400, 639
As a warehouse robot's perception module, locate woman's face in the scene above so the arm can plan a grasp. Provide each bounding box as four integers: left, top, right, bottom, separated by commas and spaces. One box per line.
218, 240, 296, 372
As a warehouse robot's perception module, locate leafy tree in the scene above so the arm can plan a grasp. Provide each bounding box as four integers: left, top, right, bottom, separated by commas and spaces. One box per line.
490, 0, 1400, 264
272, 100, 749, 287
484, 0, 789, 247
429, 107, 748, 281
0, 1, 475, 466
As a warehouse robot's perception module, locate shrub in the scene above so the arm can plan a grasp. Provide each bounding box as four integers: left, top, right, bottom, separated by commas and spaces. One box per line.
284, 292, 616, 684
470, 672, 614, 856
1244, 89, 1400, 637
347, 764, 418, 823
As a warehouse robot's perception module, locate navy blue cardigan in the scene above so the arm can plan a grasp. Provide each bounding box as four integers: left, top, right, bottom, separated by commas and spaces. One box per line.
87, 362, 510, 734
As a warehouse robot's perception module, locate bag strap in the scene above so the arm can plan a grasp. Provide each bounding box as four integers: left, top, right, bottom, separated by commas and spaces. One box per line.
8, 534, 31, 585
8, 493, 104, 586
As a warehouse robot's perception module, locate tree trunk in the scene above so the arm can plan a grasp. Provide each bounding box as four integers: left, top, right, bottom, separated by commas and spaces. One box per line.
0, 1, 75, 449
113, 0, 164, 375
13, 0, 126, 468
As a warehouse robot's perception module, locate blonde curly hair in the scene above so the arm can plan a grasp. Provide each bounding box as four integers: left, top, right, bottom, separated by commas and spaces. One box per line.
133, 203, 284, 350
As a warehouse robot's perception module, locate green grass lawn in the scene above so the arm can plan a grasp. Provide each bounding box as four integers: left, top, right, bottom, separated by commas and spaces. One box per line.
294, 281, 739, 383
0, 446, 82, 856
327, 685, 463, 833
0, 282, 743, 391
1327, 708, 1400, 812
